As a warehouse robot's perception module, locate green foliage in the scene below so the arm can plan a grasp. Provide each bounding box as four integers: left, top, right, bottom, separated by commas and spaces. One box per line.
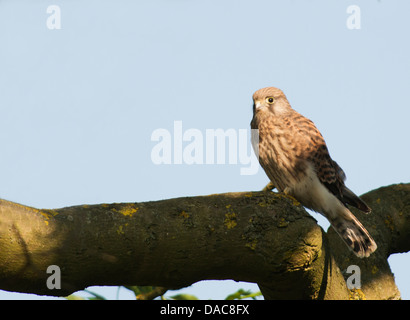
66, 285, 262, 300
124, 285, 156, 297
168, 293, 199, 300
66, 289, 107, 300
224, 289, 262, 300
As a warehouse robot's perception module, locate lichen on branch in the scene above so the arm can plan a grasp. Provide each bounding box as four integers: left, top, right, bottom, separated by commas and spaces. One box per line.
0, 183, 408, 299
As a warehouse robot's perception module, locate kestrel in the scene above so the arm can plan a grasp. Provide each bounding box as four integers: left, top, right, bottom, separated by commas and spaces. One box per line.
251, 87, 377, 258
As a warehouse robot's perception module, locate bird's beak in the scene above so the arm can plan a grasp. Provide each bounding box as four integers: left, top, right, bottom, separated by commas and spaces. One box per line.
254, 101, 262, 111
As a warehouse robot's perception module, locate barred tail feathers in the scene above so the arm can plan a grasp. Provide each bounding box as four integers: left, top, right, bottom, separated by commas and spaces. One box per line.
330, 213, 377, 258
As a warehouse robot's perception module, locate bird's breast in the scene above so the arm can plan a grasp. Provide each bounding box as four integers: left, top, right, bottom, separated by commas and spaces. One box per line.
253, 115, 308, 191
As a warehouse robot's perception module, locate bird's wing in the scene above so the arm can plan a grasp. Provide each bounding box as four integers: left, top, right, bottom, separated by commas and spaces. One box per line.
314, 143, 371, 213
311, 142, 346, 200
295, 115, 371, 213
286, 112, 344, 195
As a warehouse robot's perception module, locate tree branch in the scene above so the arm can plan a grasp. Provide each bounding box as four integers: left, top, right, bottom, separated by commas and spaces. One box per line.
0, 184, 408, 299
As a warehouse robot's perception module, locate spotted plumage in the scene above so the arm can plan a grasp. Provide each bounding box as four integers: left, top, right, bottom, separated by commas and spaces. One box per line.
251, 87, 377, 258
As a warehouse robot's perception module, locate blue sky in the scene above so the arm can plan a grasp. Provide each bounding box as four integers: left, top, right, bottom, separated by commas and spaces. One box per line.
0, 0, 409, 300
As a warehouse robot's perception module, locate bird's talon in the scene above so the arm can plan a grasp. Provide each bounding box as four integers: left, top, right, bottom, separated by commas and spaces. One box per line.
262, 182, 275, 192
283, 187, 291, 195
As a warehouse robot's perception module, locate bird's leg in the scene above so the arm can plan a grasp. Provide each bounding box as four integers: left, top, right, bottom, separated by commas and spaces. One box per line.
262, 181, 275, 192
283, 187, 291, 195
282, 187, 300, 205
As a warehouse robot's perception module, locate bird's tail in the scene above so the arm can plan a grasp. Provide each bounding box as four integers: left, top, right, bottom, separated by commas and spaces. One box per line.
342, 186, 372, 213
329, 212, 377, 258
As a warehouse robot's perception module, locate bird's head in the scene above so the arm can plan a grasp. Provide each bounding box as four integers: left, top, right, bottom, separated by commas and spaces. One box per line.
252, 87, 292, 116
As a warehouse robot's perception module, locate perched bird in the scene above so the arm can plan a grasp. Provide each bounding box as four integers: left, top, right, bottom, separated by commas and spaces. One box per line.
250, 86, 377, 258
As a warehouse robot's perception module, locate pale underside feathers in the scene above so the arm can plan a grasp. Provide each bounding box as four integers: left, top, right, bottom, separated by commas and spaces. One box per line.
251, 86, 377, 258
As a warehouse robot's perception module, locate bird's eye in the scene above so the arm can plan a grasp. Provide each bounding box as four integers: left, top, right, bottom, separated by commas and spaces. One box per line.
266, 97, 275, 104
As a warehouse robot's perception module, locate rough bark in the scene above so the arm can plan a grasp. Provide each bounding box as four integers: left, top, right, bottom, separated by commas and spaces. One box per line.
0, 183, 408, 299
